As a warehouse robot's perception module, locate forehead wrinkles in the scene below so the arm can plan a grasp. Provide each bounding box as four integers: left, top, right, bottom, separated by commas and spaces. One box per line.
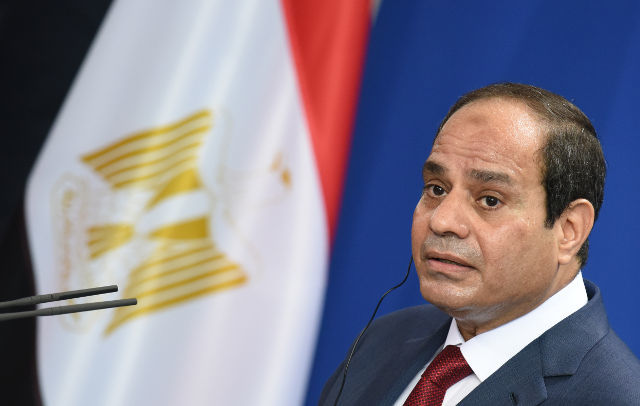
431, 99, 544, 180
430, 133, 526, 178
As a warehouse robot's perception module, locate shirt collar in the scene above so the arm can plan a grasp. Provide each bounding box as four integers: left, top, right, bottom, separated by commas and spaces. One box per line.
442, 271, 588, 381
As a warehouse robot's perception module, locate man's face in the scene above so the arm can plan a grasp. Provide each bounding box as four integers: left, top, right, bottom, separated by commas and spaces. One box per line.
412, 97, 566, 333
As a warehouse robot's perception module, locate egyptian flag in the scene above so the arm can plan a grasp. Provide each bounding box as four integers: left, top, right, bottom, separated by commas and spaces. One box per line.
24, 1, 369, 404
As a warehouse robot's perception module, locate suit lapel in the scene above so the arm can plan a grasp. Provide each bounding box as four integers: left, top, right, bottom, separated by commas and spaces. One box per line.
459, 340, 548, 406
459, 280, 608, 406
538, 280, 609, 377
355, 318, 450, 405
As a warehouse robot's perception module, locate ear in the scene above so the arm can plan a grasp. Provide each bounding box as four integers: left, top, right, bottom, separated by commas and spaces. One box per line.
556, 199, 595, 265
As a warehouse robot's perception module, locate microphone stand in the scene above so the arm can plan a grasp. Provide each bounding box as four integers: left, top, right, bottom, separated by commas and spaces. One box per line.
0, 285, 137, 321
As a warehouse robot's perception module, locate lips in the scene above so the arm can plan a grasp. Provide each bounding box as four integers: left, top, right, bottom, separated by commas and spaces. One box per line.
434, 258, 467, 266
425, 251, 474, 269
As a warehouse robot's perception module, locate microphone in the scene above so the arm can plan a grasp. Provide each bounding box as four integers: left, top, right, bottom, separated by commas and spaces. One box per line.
332, 255, 413, 406
0, 285, 137, 322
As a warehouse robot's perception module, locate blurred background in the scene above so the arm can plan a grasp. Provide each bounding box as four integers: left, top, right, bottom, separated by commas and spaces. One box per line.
1, 1, 639, 405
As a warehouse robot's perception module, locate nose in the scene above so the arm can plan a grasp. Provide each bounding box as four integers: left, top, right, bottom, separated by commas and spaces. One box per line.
428, 190, 470, 239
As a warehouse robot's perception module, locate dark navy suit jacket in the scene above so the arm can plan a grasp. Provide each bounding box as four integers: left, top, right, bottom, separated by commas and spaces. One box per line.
319, 281, 640, 405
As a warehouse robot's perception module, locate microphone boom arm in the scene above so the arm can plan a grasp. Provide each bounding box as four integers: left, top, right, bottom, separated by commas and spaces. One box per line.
0, 285, 137, 322
0, 298, 137, 321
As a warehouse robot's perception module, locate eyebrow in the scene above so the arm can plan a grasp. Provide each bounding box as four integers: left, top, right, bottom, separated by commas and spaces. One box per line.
469, 169, 512, 185
423, 161, 445, 176
422, 160, 512, 185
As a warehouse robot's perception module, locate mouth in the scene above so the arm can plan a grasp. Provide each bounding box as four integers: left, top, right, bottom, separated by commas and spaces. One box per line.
432, 258, 467, 266
424, 251, 475, 271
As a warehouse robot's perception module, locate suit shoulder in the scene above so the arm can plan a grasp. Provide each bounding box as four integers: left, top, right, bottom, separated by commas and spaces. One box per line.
580, 329, 640, 383
550, 329, 640, 404
318, 304, 449, 405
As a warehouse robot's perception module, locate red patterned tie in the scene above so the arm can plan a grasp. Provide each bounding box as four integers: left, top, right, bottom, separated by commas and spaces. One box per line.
403, 345, 473, 406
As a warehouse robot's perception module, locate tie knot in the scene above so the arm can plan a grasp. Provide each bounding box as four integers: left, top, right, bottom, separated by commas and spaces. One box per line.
423, 345, 472, 389
403, 345, 473, 406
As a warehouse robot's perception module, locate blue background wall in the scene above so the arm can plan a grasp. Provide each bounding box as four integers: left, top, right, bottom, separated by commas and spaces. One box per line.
306, 1, 640, 404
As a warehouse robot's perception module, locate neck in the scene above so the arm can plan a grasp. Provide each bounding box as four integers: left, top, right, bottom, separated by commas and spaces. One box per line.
454, 266, 581, 341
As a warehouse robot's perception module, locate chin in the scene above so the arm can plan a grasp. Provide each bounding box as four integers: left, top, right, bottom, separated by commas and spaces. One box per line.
419, 278, 475, 314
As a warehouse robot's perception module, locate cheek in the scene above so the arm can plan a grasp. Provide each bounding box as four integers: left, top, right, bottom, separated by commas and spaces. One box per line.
480, 218, 556, 285
411, 204, 428, 246
479, 219, 540, 269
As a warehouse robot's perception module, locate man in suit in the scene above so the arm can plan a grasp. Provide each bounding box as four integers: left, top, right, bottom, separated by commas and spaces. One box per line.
320, 83, 640, 405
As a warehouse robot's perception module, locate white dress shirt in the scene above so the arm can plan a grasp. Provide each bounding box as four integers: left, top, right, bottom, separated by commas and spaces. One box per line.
394, 272, 588, 406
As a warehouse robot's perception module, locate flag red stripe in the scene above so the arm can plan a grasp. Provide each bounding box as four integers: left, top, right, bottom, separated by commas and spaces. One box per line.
281, 0, 370, 243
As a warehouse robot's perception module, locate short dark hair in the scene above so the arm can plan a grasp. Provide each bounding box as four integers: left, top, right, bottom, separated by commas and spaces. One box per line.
436, 83, 606, 266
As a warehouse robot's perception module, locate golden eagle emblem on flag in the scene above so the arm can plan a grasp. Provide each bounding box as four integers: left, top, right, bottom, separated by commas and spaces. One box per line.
55, 110, 261, 335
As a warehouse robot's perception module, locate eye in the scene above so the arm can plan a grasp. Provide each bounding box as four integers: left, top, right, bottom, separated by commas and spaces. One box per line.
431, 185, 446, 196
479, 195, 501, 208
423, 184, 447, 197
